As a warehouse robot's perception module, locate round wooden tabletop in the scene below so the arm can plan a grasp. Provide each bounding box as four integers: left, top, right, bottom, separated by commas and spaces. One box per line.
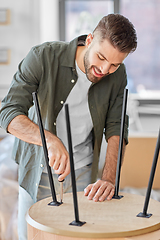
26, 192, 160, 239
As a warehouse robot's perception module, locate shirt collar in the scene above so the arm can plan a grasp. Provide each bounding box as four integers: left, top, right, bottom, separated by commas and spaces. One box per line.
61, 35, 87, 68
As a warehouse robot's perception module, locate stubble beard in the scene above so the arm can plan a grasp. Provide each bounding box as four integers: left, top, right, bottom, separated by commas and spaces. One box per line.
84, 50, 102, 84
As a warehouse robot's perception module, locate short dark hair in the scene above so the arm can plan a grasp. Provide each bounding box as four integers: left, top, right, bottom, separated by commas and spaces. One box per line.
93, 14, 137, 53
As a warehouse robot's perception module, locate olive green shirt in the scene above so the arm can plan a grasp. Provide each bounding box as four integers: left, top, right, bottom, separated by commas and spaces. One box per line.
0, 35, 128, 202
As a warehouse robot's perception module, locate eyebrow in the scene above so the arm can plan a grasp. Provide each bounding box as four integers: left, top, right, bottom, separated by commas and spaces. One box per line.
98, 52, 121, 66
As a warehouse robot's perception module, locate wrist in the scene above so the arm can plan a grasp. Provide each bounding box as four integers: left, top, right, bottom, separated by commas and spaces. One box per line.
101, 171, 116, 185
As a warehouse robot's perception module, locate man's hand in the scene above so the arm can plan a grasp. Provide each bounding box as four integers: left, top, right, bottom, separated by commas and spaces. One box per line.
7, 115, 70, 182
84, 179, 115, 202
46, 133, 70, 181
84, 136, 126, 202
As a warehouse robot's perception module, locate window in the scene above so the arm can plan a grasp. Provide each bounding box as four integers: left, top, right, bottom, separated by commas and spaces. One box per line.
59, 0, 119, 41
121, 0, 160, 93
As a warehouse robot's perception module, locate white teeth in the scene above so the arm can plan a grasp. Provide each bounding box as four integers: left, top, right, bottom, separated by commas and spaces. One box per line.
94, 67, 100, 74
94, 67, 103, 76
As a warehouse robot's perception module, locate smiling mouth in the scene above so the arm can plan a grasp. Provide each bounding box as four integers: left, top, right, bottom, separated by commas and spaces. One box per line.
92, 66, 104, 78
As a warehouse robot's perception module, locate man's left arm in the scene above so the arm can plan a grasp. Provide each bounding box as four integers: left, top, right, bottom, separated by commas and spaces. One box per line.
84, 135, 126, 202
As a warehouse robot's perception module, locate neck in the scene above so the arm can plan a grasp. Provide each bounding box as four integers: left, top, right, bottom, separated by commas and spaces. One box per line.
75, 46, 86, 73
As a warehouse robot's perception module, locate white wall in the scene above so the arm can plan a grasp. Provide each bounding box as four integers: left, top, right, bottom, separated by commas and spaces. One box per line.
0, 0, 60, 137
0, 0, 59, 101
0, 0, 40, 99
40, 0, 59, 43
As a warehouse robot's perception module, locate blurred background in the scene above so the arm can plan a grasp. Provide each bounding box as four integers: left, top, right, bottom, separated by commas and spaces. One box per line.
0, 0, 160, 239
0, 0, 160, 135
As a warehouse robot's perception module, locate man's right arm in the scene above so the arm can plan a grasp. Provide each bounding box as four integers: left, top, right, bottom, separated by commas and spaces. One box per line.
8, 115, 70, 181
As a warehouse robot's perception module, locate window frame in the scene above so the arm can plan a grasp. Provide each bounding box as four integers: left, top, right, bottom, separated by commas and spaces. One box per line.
59, 0, 120, 41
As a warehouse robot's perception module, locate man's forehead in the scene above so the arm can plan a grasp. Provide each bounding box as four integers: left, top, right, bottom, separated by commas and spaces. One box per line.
94, 38, 128, 64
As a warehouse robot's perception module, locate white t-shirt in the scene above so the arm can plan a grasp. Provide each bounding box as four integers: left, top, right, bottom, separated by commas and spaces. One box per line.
56, 61, 93, 170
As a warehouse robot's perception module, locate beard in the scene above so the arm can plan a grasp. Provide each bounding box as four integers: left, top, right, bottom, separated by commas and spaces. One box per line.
83, 49, 106, 84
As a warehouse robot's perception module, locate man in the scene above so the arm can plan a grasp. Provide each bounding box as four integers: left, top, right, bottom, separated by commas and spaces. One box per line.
0, 14, 137, 239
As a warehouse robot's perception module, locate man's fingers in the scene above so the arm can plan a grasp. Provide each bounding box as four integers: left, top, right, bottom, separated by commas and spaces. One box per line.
84, 184, 93, 196
52, 156, 61, 170
53, 154, 68, 172
46, 133, 70, 179
106, 188, 115, 200
48, 151, 55, 167
87, 182, 100, 200
92, 183, 108, 202
84, 180, 115, 202
99, 185, 115, 201
56, 160, 70, 181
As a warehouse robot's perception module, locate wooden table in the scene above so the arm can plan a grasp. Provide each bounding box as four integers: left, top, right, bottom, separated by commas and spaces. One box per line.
26, 192, 160, 240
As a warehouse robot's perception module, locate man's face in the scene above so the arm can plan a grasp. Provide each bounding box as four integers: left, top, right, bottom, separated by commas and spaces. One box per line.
84, 34, 128, 83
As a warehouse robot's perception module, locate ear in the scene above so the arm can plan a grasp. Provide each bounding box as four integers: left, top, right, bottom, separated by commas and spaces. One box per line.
85, 33, 93, 48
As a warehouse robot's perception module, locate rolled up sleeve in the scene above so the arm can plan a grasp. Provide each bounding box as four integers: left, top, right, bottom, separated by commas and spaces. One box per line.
0, 47, 42, 132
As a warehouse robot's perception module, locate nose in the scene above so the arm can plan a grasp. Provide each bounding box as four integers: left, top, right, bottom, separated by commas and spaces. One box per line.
100, 62, 110, 75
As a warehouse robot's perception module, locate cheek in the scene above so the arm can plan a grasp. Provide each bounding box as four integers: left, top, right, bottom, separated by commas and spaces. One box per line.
86, 49, 98, 66
90, 55, 101, 67
109, 66, 120, 74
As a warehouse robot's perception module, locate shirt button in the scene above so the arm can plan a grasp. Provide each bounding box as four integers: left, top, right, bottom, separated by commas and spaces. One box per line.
71, 79, 75, 83
54, 122, 56, 126
60, 101, 64, 104
40, 164, 44, 168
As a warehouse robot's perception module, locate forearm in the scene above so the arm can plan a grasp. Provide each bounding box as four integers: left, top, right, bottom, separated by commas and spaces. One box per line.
102, 135, 126, 185
7, 114, 70, 179
8, 115, 44, 146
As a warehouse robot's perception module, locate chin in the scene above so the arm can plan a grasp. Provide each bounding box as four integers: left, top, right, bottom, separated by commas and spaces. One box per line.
86, 72, 100, 83
90, 75, 105, 83
86, 67, 106, 83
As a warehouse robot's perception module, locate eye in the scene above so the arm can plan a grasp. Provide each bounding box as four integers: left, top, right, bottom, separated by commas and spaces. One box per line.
98, 54, 105, 60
